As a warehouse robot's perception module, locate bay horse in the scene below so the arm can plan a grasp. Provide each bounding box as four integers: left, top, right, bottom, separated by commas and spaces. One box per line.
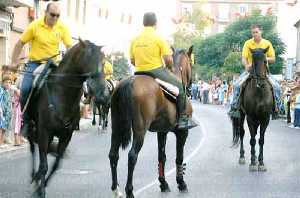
26, 40, 107, 198
231, 47, 273, 172
108, 46, 194, 198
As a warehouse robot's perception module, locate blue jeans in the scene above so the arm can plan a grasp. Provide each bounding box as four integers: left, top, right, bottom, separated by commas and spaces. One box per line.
21, 62, 41, 119
230, 71, 282, 111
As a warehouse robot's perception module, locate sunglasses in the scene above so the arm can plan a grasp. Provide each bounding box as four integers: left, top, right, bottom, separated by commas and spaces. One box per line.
49, 12, 60, 18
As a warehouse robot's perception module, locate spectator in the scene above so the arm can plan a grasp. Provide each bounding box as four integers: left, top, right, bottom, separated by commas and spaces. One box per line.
11, 77, 22, 146
0, 75, 13, 148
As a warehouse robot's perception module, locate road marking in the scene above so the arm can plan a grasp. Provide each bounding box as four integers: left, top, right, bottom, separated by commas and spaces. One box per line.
135, 113, 207, 196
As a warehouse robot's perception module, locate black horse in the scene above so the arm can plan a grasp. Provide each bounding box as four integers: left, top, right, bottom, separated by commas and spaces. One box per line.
231, 47, 273, 172
90, 80, 113, 131
27, 40, 107, 198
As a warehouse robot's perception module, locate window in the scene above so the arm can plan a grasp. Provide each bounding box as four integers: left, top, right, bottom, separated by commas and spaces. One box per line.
218, 4, 229, 21
239, 4, 248, 14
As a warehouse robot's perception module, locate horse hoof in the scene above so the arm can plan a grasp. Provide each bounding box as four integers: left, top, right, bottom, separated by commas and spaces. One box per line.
258, 165, 267, 172
178, 183, 188, 193
112, 187, 123, 198
249, 164, 258, 172
126, 193, 134, 198
160, 182, 171, 192
239, 158, 246, 165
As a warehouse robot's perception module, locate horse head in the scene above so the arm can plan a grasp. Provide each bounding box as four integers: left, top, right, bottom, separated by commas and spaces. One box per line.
250, 47, 269, 78
172, 45, 193, 91
60, 39, 109, 103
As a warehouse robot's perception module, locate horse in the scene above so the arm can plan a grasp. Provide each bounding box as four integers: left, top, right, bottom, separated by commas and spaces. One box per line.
90, 80, 114, 131
26, 39, 107, 198
231, 47, 274, 172
108, 46, 194, 198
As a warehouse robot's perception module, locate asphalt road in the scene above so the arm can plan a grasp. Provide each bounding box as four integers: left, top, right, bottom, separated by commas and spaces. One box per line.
1, 102, 300, 198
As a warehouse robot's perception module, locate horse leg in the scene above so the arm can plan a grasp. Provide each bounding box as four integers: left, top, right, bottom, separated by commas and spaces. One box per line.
157, 132, 170, 192
109, 137, 122, 198
175, 129, 188, 192
258, 119, 269, 172
247, 117, 258, 172
45, 133, 72, 186
239, 114, 246, 165
125, 134, 145, 198
98, 105, 102, 131
32, 136, 49, 198
92, 100, 96, 126
102, 106, 106, 131
28, 138, 36, 181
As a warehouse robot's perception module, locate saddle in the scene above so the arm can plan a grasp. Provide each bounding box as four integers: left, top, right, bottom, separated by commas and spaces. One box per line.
134, 73, 179, 103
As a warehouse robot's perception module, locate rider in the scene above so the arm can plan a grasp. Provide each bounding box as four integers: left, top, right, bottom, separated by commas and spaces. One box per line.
9, 2, 73, 137
228, 24, 281, 118
129, 12, 193, 130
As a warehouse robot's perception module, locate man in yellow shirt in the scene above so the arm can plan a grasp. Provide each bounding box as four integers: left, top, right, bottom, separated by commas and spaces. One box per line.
130, 12, 193, 130
228, 25, 281, 118
9, 2, 72, 136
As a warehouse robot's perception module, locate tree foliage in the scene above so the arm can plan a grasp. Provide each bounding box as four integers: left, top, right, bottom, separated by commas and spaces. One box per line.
173, 3, 211, 49
193, 10, 286, 79
110, 52, 130, 80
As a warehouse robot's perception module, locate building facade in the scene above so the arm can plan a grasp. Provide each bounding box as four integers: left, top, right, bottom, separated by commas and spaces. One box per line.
177, 0, 283, 34
295, 20, 300, 72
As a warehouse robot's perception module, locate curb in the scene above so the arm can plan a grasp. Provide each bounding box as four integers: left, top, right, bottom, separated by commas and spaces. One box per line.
0, 118, 92, 156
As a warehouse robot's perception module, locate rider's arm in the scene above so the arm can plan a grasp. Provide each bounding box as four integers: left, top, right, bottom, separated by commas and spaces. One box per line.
163, 55, 173, 70
242, 56, 251, 71
266, 42, 276, 64
62, 26, 73, 49
11, 39, 25, 68
242, 41, 252, 71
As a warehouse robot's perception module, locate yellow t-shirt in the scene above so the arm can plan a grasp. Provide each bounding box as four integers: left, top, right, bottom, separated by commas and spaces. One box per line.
242, 38, 275, 65
129, 27, 172, 72
104, 61, 113, 80
21, 16, 73, 61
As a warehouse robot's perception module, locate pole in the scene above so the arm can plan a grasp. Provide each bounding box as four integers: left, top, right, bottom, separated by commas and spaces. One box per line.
34, 0, 40, 19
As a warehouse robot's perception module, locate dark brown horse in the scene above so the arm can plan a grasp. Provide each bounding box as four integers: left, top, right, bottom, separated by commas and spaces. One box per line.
231, 47, 273, 172
108, 46, 194, 198
27, 40, 106, 198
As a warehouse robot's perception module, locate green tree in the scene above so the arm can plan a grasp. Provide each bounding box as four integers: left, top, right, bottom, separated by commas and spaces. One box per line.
223, 52, 243, 74
173, 2, 210, 49
111, 52, 130, 80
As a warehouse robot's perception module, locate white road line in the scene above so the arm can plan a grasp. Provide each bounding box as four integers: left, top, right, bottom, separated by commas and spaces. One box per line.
135, 113, 207, 196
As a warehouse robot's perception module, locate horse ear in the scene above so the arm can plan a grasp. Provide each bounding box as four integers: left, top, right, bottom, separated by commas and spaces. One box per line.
264, 46, 269, 53
187, 45, 193, 58
78, 38, 86, 48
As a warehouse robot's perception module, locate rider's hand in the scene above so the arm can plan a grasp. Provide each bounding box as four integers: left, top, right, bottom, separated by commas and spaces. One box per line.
245, 63, 252, 71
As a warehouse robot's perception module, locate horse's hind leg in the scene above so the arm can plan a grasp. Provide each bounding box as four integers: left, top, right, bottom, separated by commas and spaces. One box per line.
258, 119, 270, 172
239, 114, 246, 165
45, 133, 72, 186
157, 132, 170, 192
175, 129, 188, 192
109, 137, 122, 198
125, 133, 145, 198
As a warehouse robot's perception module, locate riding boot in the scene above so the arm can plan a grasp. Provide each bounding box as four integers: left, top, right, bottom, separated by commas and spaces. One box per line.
176, 95, 197, 130
83, 95, 91, 104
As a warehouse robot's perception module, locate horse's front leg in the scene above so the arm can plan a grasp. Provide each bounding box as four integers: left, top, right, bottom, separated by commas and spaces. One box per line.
125, 133, 145, 198
45, 133, 72, 186
157, 132, 170, 192
92, 100, 96, 126
239, 114, 246, 165
247, 117, 259, 172
175, 129, 188, 192
258, 119, 270, 172
28, 138, 36, 181
32, 134, 49, 198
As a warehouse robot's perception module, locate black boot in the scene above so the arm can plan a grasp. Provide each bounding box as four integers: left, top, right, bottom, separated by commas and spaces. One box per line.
83, 95, 91, 104
176, 95, 198, 130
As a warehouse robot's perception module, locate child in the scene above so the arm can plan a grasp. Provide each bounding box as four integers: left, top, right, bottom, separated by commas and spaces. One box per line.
0, 75, 12, 148
11, 77, 22, 146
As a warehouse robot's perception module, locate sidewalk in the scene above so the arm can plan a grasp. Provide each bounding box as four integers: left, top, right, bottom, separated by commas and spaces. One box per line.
0, 118, 92, 156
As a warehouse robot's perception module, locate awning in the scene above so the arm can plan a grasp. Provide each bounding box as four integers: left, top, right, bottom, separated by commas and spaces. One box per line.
0, 0, 33, 8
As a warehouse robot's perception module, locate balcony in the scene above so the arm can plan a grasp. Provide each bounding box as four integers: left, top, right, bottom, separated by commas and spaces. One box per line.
0, 0, 33, 8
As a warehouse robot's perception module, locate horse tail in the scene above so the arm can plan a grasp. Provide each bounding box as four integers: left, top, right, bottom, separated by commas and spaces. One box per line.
111, 78, 134, 149
231, 116, 241, 147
